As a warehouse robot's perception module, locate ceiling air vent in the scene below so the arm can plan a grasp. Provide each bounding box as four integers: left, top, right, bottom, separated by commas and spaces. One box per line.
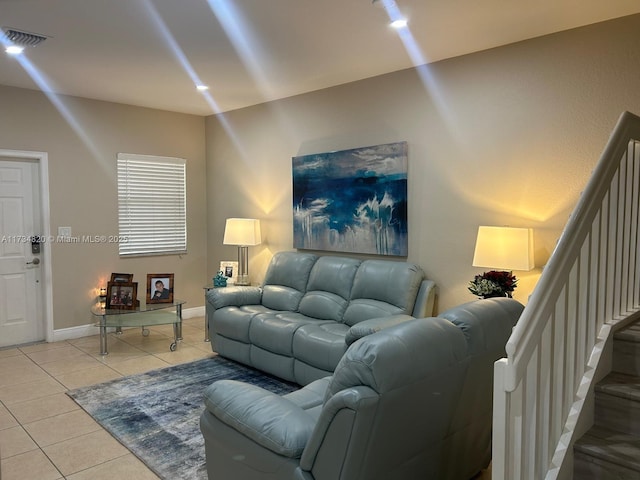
2, 28, 48, 47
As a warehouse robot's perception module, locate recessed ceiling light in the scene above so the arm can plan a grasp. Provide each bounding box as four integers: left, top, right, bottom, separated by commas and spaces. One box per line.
196, 84, 209, 91
390, 18, 408, 29
372, 0, 396, 7
5, 45, 24, 55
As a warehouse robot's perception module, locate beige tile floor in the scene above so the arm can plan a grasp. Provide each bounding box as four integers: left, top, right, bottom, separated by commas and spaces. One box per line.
0, 316, 214, 480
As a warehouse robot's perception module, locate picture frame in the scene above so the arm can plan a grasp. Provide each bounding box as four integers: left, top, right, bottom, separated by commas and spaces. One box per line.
147, 273, 174, 304
110, 272, 134, 283
105, 282, 138, 310
219, 261, 238, 285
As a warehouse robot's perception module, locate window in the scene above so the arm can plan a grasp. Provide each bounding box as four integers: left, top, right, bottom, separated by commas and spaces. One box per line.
117, 153, 186, 256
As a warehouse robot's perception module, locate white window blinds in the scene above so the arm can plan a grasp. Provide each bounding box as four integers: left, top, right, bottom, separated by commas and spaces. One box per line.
117, 153, 187, 256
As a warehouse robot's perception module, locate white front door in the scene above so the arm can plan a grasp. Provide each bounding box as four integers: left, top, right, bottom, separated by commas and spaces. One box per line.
0, 158, 44, 347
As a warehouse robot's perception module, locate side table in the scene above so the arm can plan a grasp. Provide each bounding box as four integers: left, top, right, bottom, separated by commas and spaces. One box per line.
91, 300, 185, 355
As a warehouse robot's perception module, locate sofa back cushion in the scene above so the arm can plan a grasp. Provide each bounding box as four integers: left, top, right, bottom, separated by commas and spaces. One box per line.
298, 256, 360, 321
326, 317, 467, 398
261, 252, 318, 311
311, 318, 470, 480
438, 297, 523, 357
342, 260, 424, 326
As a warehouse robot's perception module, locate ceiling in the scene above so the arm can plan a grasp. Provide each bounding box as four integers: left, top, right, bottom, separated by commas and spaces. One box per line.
1, 0, 639, 116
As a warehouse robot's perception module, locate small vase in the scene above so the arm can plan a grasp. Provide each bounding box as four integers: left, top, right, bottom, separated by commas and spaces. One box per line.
213, 271, 227, 287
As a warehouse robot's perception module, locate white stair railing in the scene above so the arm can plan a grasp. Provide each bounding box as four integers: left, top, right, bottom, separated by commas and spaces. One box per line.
492, 111, 640, 480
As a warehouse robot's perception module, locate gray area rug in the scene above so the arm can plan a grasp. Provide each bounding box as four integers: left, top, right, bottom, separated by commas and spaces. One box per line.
67, 356, 298, 479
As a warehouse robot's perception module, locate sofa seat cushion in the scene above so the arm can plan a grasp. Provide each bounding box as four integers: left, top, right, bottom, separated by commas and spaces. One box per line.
342, 299, 405, 326
249, 313, 330, 356
293, 323, 350, 372
213, 305, 274, 343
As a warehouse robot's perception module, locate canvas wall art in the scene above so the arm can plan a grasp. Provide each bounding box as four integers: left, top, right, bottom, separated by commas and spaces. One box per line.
292, 141, 408, 256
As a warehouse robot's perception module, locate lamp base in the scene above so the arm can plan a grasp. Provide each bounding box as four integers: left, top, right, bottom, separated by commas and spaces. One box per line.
235, 246, 251, 286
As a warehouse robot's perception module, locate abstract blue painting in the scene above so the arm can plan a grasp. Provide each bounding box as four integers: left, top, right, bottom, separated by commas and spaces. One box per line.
292, 141, 408, 256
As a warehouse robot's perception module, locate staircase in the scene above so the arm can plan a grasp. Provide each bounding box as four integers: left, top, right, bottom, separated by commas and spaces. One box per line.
574, 321, 640, 478
491, 112, 640, 479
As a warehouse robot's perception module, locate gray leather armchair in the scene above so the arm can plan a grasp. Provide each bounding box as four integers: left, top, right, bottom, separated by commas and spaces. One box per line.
200, 297, 523, 480
200, 316, 467, 479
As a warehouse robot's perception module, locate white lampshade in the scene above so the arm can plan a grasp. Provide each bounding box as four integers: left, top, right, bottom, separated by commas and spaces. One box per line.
472, 226, 534, 271
223, 218, 262, 246
223, 218, 261, 286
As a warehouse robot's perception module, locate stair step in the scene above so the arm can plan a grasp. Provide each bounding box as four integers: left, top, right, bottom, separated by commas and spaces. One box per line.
573, 322, 640, 478
596, 372, 640, 401
594, 373, 640, 435
613, 329, 640, 376
614, 322, 640, 342
574, 426, 640, 479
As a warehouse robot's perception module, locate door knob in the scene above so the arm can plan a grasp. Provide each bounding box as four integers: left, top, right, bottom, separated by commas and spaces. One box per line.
26, 258, 40, 265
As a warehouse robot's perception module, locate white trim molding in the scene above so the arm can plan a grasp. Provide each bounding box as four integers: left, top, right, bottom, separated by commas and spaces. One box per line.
0, 149, 53, 345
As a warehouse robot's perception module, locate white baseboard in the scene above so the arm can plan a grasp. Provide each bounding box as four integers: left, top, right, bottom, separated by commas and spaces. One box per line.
183, 306, 205, 319
52, 324, 96, 342
52, 306, 205, 342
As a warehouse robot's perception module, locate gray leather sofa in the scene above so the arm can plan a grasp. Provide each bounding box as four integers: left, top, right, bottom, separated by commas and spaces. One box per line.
200, 297, 524, 480
206, 251, 436, 385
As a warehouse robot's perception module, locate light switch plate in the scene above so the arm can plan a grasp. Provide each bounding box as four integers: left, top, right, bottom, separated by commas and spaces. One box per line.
58, 226, 72, 237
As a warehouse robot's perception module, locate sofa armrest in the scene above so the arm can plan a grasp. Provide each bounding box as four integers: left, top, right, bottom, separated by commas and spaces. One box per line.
412, 279, 437, 318
284, 377, 331, 410
299, 386, 378, 471
203, 380, 315, 458
206, 285, 262, 310
345, 314, 415, 346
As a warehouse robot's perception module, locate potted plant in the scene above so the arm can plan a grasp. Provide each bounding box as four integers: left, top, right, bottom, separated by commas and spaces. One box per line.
468, 270, 518, 299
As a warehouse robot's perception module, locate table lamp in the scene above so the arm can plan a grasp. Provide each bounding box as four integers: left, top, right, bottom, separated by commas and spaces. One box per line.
473, 226, 534, 271
471, 226, 534, 298
223, 218, 261, 286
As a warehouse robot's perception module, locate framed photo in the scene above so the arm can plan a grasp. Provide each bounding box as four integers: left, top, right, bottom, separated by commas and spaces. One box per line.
105, 282, 138, 310
219, 261, 238, 285
110, 273, 133, 283
147, 273, 174, 304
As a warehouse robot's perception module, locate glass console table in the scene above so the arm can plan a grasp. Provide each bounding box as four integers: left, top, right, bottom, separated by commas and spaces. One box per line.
91, 300, 185, 355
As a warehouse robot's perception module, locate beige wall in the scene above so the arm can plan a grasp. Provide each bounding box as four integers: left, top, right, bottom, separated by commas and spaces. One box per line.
1, 13, 638, 333
205, 14, 640, 312
0, 87, 207, 330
